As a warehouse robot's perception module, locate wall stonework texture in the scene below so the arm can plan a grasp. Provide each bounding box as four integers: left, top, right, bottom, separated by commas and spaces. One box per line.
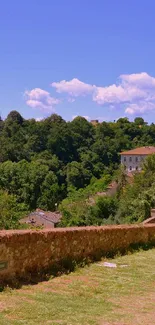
0, 225, 155, 285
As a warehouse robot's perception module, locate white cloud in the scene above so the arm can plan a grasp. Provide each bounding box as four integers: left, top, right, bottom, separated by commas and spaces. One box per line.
93, 74, 151, 106
125, 102, 155, 115
72, 115, 78, 120
25, 88, 60, 111
72, 115, 90, 121
120, 72, 155, 88
90, 72, 155, 115
68, 97, 76, 103
96, 116, 108, 122
93, 84, 128, 105
51, 73, 155, 114
82, 115, 90, 121
35, 117, 44, 121
51, 78, 94, 97
26, 72, 155, 116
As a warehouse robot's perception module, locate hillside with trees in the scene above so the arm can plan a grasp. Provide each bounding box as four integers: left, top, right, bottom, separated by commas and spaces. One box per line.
1, 111, 155, 229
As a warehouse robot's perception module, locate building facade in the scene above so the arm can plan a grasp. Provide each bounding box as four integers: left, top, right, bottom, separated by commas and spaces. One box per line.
120, 146, 155, 173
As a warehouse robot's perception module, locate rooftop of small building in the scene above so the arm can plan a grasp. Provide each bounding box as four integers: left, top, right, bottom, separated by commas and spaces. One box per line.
120, 146, 155, 155
20, 209, 62, 225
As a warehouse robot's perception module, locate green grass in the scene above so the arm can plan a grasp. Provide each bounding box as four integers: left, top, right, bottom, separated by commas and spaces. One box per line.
0, 248, 155, 325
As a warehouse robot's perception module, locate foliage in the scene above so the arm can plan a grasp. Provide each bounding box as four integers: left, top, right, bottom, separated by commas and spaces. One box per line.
1, 112, 155, 228
86, 196, 119, 225
61, 154, 155, 226
0, 190, 28, 230
115, 155, 155, 224
59, 175, 114, 227
66, 161, 92, 189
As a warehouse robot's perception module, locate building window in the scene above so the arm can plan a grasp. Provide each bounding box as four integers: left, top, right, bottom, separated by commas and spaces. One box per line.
130, 166, 132, 171
124, 157, 126, 162
129, 157, 132, 162
136, 157, 138, 162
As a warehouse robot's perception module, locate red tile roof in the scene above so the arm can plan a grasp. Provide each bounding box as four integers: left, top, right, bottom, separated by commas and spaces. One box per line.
120, 146, 155, 155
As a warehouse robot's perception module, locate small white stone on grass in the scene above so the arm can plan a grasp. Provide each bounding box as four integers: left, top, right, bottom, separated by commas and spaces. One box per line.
97, 262, 129, 268
120, 264, 128, 268
97, 262, 117, 268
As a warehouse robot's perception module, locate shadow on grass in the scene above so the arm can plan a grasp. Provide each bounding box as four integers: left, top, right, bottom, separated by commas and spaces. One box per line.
0, 242, 154, 292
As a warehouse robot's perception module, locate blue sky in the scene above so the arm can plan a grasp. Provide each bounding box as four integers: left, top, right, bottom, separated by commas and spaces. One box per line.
1, 0, 155, 122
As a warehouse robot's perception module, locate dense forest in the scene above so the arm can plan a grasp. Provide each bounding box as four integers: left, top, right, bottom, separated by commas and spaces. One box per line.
1, 110, 155, 229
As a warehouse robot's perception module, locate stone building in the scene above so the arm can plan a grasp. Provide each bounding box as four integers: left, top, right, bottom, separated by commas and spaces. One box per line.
90, 119, 99, 126
20, 209, 62, 229
120, 146, 155, 173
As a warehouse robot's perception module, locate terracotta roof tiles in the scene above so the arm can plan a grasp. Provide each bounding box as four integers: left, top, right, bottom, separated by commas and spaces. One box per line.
120, 146, 155, 155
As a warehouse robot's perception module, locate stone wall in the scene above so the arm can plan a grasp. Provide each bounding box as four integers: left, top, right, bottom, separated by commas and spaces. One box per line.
0, 224, 155, 285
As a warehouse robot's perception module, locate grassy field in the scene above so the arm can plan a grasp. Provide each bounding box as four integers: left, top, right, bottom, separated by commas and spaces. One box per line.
0, 248, 155, 325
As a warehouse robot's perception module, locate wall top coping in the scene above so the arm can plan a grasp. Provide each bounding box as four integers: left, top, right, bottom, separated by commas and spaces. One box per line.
0, 224, 155, 236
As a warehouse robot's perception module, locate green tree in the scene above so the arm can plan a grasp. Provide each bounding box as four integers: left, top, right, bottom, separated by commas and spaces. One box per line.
0, 190, 28, 230
37, 171, 60, 211
66, 161, 92, 189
